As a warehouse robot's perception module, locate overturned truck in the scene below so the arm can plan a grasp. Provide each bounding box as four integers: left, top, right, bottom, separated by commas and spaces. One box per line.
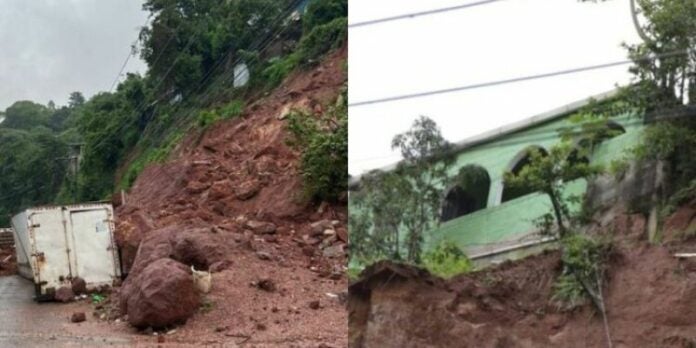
11, 203, 122, 301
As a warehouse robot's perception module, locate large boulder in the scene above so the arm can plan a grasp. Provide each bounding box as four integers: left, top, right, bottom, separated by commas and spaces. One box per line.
120, 258, 200, 329
128, 225, 226, 276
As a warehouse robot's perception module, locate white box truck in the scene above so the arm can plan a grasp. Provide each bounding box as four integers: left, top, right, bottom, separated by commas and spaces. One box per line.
11, 203, 121, 301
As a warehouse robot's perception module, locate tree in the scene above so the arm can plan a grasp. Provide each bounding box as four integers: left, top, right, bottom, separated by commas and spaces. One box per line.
504, 142, 602, 238
68, 92, 85, 108
1, 101, 50, 130
303, 0, 347, 33
351, 170, 410, 261
588, 0, 696, 202
0, 128, 69, 226
350, 116, 454, 265
139, 0, 287, 94
391, 116, 455, 263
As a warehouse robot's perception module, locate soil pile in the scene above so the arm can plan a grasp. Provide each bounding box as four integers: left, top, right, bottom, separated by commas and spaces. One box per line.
350, 205, 696, 348
115, 45, 348, 346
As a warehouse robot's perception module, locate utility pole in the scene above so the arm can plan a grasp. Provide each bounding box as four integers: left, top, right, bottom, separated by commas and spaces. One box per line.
59, 143, 85, 203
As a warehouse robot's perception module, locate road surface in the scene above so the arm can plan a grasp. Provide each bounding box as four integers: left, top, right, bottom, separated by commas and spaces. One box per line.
0, 276, 133, 347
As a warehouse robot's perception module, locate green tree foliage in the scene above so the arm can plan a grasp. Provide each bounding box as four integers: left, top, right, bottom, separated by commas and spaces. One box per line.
552, 234, 613, 316
0, 0, 347, 226
68, 92, 86, 108
422, 240, 473, 278
392, 116, 456, 263
0, 128, 68, 225
295, 17, 347, 67
76, 74, 148, 200
303, 0, 348, 33
139, 0, 288, 94
1, 101, 51, 130
504, 142, 602, 238
351, 116, 455, 266
260, 15, 347, 88
286, 90, 348, 202
589, 0, 696, 202
350, 170, 411, 263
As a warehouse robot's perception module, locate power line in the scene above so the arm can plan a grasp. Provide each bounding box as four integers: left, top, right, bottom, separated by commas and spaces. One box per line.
1, 3, 310, 208
349, 49, 690, 108
351, 105, 696, 169
108, 17, 152, 92
89, 0, 303, 153
351, 87, 692, 164
138, 0, 303, 144
109, 43, 136, 92
349, 0, 508, 28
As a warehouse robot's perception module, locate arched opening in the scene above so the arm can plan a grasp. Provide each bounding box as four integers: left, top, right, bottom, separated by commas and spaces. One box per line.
501, 146, 548, 203
578, 120, 626, 151
441, 165, 491, 222
565, 147, 591, 181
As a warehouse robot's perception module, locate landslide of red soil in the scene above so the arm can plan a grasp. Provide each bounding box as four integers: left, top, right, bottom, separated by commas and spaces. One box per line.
350, 204, 696, 348
115, 45, 347, 346
0, 246, 16, 277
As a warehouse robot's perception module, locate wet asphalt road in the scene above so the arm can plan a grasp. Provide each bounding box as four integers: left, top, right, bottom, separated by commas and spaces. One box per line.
0, 276, 132, 347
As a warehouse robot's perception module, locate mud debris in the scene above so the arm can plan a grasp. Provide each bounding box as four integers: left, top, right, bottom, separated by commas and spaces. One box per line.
70, 312, 86, 323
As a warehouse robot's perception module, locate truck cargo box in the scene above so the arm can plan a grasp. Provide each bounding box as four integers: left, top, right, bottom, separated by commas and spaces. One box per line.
11, 203, 121, 301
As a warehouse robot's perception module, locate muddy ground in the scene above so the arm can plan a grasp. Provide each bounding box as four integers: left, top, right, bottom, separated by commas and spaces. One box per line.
350, 203, 696, 348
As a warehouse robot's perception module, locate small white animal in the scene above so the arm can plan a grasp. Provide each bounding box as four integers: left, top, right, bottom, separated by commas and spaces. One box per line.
191, 266, 212, 294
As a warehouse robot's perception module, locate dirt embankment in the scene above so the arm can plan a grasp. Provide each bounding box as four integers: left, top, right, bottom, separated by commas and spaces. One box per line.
350, 202, 696, 348
114, 45, 348, 346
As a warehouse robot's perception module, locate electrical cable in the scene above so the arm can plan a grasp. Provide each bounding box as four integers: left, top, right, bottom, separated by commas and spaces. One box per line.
87, 0, 301, 154
348, 48, 690, 108
108, 17, 154, 92
351, 105, 696, 170
349, 0, 509, 28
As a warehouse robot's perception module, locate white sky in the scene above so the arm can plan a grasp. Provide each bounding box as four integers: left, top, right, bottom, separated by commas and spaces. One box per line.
0, 0, 148, 110
348, 0, 641, 176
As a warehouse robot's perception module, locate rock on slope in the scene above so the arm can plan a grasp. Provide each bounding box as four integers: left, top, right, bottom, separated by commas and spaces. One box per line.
115, 45, 348, 346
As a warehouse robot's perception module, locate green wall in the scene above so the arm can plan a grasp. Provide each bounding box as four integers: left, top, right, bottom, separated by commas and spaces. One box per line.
349, 109, 646, 264
426, 112, 644, 256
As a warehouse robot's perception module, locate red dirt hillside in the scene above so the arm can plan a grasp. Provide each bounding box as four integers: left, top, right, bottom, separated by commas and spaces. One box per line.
350, 202, 696, 348
114, 45, 348, 346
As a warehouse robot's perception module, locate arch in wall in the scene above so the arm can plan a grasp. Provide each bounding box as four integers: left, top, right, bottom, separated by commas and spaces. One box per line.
564, 146, 591, 181
441, 165, 491, 222
577, 120, 627, 150
501, 146, 548, 203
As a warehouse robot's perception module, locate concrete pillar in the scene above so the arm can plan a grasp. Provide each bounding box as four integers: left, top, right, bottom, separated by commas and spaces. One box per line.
488, 179, 504, 208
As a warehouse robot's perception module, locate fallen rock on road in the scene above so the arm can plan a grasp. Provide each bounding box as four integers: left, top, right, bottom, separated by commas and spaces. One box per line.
120, 258, 200, 328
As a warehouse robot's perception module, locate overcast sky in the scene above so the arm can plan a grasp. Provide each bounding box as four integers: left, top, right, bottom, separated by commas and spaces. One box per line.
0, 0, 148, 110
349, 0, 641, 175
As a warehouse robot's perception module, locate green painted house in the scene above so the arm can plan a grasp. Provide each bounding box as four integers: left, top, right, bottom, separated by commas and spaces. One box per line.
350, 89, 646, 266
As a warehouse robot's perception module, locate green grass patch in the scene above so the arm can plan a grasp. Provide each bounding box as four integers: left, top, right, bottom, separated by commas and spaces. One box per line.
422, 240, 473, 278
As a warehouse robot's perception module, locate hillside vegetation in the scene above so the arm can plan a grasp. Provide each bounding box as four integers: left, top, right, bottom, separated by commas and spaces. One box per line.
0, 0, 347, 226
